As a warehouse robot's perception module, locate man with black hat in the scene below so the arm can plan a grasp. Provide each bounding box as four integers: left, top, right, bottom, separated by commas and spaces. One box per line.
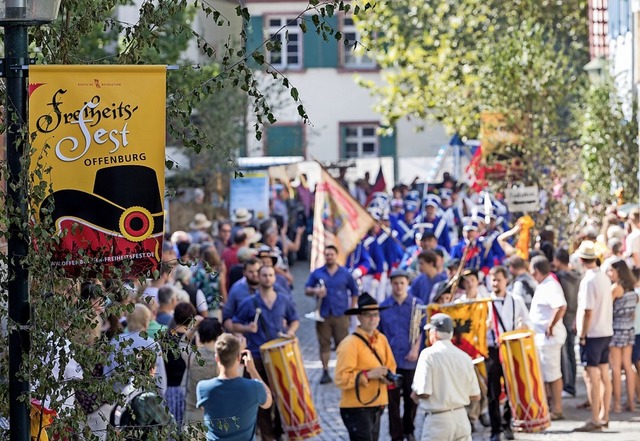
379, 270, 424, 441
411, 313, 480, 441
335, 293, 398, 441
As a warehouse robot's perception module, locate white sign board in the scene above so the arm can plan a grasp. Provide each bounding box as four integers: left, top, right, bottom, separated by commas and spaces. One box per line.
230, 171, 270, 220
505, 185, 539, 212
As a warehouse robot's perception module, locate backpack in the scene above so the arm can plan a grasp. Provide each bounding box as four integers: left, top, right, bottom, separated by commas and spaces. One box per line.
110, 386, 173, 440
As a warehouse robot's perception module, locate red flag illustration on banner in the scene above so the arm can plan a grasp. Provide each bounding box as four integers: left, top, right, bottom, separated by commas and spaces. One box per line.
364, 165, 386, 206
311, 165, 376, 271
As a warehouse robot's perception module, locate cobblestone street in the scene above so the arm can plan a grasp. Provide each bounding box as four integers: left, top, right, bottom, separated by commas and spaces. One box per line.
289, 261, 640, 441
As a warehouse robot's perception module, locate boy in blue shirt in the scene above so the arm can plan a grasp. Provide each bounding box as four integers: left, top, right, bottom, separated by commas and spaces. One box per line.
197, 333, 272, 441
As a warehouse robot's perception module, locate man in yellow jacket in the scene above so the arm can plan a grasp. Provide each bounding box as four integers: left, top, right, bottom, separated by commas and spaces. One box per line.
335, 293, 398, 441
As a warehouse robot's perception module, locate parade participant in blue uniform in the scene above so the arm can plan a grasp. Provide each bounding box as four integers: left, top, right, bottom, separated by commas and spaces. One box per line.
305, 245, 361, 384
417, 194, 451, 252
440, 189, 463, 246
379, 270, 424, 441
362, 207, 388, 302
381, 213, 405, 273
410, 251, 448, 304
481, 213, 507, 268
346, 241, 371, 281
450, 218, 492, 273
391, 193, 421, 248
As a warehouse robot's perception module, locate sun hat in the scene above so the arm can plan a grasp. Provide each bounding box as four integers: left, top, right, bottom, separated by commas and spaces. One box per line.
189, 213, 212, 230
231, 208, 253, 224
577, 240, 598, 260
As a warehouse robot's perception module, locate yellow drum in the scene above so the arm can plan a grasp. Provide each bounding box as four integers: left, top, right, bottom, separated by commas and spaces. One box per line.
260, 337, 322, 440
499, 330, 550, 433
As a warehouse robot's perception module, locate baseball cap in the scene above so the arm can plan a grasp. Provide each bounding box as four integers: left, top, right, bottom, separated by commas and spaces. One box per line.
424, 313, 454, 333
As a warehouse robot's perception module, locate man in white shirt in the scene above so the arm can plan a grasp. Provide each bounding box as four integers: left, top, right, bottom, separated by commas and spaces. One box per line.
574, 241, 613, 432
529, 256, 567, 420
411, 313, 480, 441
486, 265, 531, 441
625, 209, 640, 269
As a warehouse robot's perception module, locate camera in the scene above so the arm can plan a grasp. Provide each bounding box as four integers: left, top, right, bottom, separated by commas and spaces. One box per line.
385, 371, 403, 387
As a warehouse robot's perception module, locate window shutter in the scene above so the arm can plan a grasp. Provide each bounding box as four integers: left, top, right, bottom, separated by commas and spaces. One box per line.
303, 15, 339, 68
265, 125, 304, 156
339, 124, 348, 158
246, 15, 264, 69
379, 129, 397, 158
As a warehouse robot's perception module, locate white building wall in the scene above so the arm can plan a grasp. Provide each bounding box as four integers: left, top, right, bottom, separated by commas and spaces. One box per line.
244, 1, 449, 162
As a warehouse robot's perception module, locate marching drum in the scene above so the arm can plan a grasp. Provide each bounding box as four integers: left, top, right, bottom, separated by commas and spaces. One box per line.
499, 330, 550, 433
260, 338, 322, 440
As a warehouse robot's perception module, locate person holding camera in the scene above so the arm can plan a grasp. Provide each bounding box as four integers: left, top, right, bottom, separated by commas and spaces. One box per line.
335, 293, 398, 441
379, 269, 424, 441
196, 333, 272, 441
411, 313, 481, 441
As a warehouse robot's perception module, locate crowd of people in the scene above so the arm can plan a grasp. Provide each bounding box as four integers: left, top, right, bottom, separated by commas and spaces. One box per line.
45, 172, 640, 441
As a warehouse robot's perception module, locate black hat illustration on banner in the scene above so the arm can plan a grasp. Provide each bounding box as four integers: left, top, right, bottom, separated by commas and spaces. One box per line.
41, 165, 163, 242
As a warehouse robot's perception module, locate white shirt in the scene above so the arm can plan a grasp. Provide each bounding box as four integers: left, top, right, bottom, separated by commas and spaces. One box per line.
487, 293, 532, 347
529, 275, 567, 346
625, 229, 640, 268
577, 268, 613, 338
412, 340, 480, 412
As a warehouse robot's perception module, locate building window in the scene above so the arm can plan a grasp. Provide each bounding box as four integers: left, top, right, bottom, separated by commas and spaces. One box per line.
342, 124, 379, 158
341, 15, 376, 69
267, 17, 302, 69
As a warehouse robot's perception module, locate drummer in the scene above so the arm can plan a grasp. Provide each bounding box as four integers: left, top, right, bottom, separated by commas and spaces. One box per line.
231, 265, 299, 441
486, 265, 532, 441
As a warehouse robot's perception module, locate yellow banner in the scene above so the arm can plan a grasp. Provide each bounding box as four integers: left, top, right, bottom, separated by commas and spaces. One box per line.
427, 299, 490, 358
29, 65, 166, 277
310, 166, 375, 270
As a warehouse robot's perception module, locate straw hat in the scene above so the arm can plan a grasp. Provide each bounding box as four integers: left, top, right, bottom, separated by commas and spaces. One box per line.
577, 240, 598, 260
189, 213, 212, 230
231, 208, 253, 224
243, 227, 262, 244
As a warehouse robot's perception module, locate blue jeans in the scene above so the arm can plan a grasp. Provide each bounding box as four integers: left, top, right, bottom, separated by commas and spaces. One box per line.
561, 324, 576, 395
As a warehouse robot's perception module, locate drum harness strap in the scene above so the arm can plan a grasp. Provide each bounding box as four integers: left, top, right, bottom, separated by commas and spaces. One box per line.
491, 297, 515, 347
352, 333, 384, 406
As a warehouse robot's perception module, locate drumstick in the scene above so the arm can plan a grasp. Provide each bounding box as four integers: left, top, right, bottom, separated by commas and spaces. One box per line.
253, 307, 262, 326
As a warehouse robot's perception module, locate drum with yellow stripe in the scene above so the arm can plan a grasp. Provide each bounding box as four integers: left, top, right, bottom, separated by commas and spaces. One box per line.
260, 337, 322, 440
499, 330, 550, 432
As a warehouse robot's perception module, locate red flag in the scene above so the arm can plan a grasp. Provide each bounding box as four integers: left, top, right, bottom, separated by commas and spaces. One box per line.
465, 146, 486, 192
365, 165, 387, 206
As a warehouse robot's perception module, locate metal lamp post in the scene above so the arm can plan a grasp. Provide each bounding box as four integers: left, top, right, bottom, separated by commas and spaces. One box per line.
0, 1, 61, 440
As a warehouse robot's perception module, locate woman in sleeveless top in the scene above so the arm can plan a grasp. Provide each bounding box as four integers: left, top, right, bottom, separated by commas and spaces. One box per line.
607, 260, 638, 412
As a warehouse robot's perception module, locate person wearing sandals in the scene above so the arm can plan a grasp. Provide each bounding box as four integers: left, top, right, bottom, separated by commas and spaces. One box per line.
575, 241, 613, 432
607, 259, 638, 413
